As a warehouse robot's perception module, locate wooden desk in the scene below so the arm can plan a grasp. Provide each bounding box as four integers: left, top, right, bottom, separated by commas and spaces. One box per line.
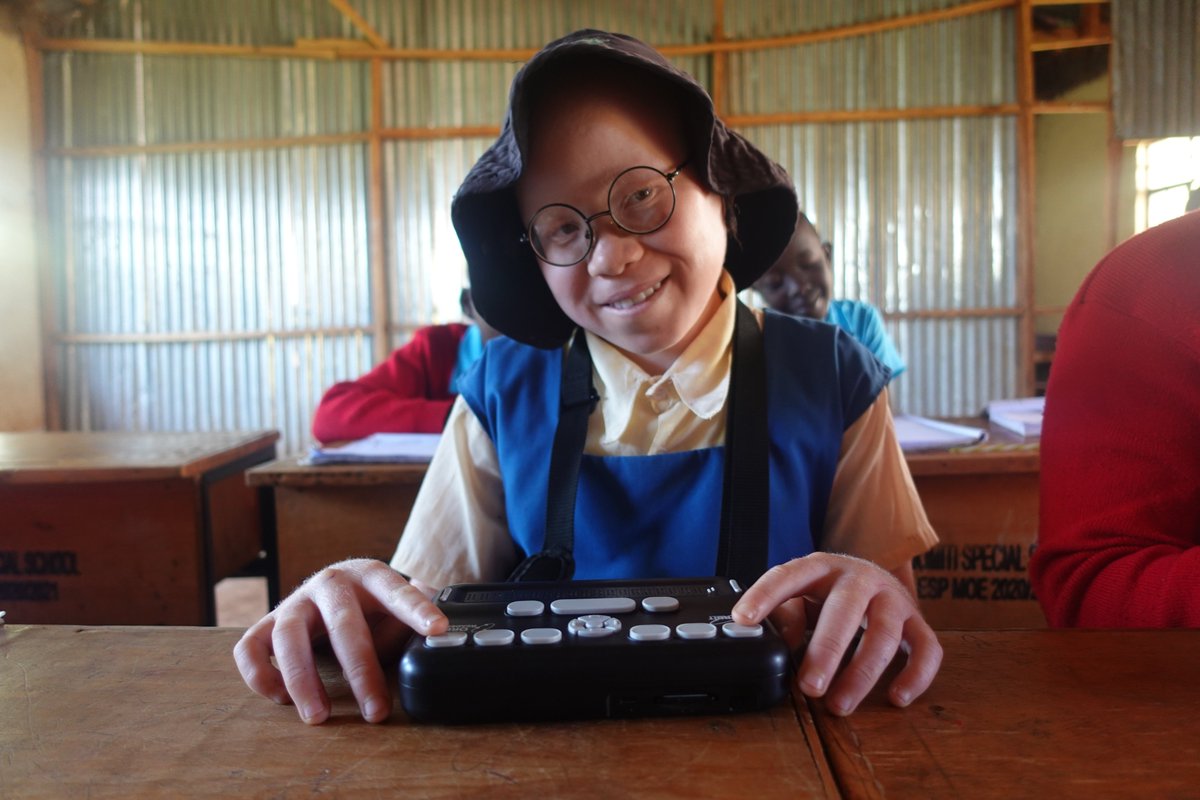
246, 459, 428, 597
253, 422, 1042, 630
811, 630, 1200, 798
0, 431, 278, 626
0, 624, 837, 798
906, 421, 1043, 629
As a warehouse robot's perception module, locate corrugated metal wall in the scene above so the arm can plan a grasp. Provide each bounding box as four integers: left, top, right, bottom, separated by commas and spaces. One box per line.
41, 0, 1020, 452
1113, 0, 1200, 139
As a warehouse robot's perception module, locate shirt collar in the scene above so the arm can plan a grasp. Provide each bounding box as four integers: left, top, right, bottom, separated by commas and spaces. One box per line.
586, 271, 735, 421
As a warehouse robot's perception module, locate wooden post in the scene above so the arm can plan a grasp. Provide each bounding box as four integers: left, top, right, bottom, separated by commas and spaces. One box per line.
1014, 0, 1037, 397
24, 32, 60, 430
368, 58, 390, 365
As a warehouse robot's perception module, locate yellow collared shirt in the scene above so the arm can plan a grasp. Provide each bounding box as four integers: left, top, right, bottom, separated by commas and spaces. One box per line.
392, 272, 936, 588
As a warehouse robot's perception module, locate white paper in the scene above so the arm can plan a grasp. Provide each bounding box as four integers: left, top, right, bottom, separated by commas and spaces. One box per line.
985, 396, 1044, 437
893, 415, 988, 452
304, 432, 441, 465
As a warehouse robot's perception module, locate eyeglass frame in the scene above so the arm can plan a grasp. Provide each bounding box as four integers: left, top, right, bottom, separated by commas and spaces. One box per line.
518, 160, 689, 267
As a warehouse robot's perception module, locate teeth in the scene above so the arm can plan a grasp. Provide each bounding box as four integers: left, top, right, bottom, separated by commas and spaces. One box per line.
610, 281, 663, 310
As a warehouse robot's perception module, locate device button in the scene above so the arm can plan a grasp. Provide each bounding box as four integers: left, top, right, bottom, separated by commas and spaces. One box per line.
473, 629, 516, 646
520, 627, 563, 645
721, 622, 763, 638
567, 615, 623, 637
550, 597, 637, 615
505, 600, 545, 617
424, 631, 468, 648
641, 596, 680, 613
629, 624, 672, 641
676, 622, 718, 640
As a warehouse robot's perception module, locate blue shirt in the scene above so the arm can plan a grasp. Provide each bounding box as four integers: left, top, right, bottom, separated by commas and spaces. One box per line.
448, 325, 484, 395
826, 299, 906, 379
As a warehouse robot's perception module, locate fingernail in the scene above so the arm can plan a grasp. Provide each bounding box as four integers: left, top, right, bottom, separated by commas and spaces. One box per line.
362, 697, 385, 721
803, 673, 827, 694
827, 696, 850, 716
300, 703, 321, 723
894, 689, 912, 707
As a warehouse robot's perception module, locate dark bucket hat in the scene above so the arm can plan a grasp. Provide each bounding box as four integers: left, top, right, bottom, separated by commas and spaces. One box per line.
451, 28, 798, 349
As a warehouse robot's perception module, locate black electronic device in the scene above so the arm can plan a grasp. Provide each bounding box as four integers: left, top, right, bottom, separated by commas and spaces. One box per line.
398, 576, 792, 723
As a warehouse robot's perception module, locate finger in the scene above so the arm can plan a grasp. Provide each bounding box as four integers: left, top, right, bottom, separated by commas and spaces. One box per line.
822, 593, 908, 716
233, 615, 289, 705
886, 616, 943, 708
794, 574, 873, 698
317, 579, 394, 724
369, 613, 420, 665
271, 600, 332, 725
732, 558, 835, 625
766, 597, 810, 652
360, 565, 449, 636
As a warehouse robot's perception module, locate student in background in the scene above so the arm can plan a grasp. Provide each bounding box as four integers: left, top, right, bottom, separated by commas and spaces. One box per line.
236, 29, 941, 725
1030, 210, 1200, 627
310, 288, 499, 441
754, 213, 906, 379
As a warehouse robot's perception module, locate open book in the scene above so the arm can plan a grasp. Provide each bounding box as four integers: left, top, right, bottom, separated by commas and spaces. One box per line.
304, 432, 441, 465
893, 415, 988, 452
985, 397, 1044, 437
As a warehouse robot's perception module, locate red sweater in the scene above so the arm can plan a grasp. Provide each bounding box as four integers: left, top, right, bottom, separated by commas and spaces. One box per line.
1029, 212, 1200, 627
311, 323, 470, 441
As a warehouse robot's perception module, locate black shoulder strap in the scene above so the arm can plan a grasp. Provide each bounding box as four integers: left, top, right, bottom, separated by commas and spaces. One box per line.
508, 302, 769, 585
715, 301, 770, 587
506, 328, 596, 582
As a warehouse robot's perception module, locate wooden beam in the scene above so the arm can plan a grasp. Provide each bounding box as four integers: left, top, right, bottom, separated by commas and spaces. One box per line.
1031, 32, 1111, 52
1031, 101, 1108, 114
43, 132, 372, 159
664, 0, 1016, 56
326, 0, 389, 50
728, 104, 1020, 127
710, 0, 726, 115
38, 0, 1015, 62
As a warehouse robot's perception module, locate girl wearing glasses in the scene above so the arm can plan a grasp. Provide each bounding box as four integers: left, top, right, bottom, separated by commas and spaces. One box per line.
237, 29, 942, 726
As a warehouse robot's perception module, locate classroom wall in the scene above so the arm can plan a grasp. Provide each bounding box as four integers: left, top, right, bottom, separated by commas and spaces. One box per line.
0, 13, 44, 431
1033, 75, 1137, 337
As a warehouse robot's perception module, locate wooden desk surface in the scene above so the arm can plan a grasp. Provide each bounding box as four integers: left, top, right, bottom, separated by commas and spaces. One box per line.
0, 430, 280, 484
0, 625, 836, 798
811, 630, 1200, 798
903, 419, 1039, 477
246, 456, 430, 487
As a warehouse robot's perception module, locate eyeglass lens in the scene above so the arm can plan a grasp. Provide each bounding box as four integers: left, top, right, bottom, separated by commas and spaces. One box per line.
527, 165, 678, 266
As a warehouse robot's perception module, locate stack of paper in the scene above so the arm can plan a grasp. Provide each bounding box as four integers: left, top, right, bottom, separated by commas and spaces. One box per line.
985, 397, 1044, 438
305, 432, 441, 465
893, 415, 988, 452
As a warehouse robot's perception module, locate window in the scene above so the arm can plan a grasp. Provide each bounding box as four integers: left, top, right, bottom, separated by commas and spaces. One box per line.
1135, 136, 1200, 233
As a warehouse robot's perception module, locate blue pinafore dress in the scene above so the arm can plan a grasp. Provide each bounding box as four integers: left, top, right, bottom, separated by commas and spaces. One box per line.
457, 309, 889, 579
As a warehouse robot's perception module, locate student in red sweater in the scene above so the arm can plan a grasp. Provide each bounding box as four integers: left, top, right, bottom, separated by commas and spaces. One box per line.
311, 289, 499, 441
1029, 210, 1200, 627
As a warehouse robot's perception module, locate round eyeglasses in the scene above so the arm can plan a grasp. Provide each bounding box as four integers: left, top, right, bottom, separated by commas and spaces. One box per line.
520, 161, 688, 267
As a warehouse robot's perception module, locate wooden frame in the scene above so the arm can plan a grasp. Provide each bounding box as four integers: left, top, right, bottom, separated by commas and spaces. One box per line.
26, 0, 1114, 413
